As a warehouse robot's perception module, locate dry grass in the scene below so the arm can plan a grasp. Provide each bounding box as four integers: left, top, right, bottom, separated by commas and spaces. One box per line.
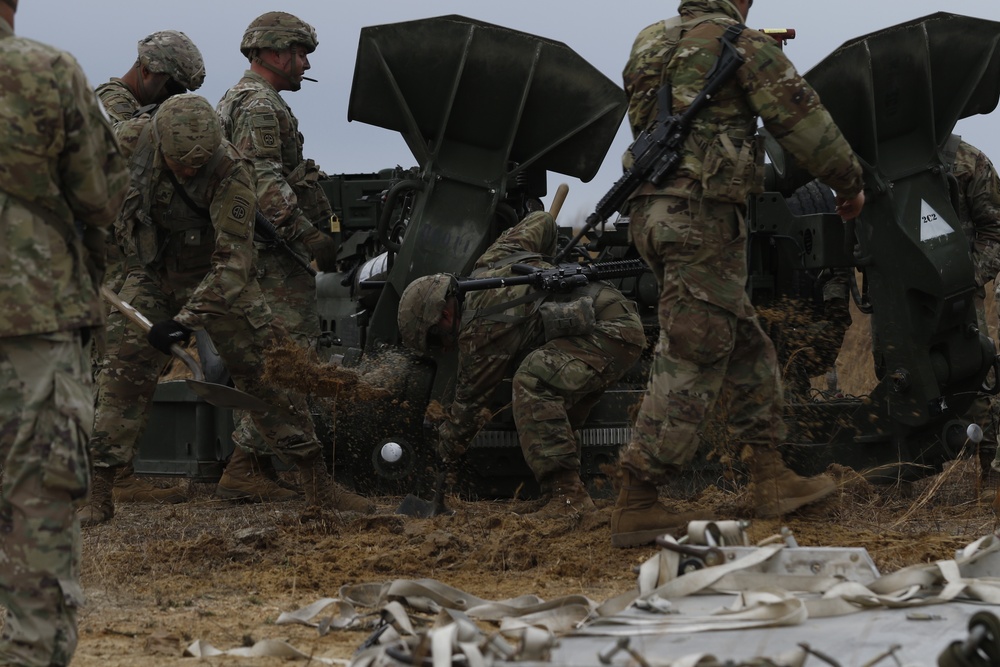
70, 454, 1000, 666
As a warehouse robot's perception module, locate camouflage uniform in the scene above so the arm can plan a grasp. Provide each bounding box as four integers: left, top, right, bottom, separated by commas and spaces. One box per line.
89, 98, 323, 479
438, 211, 646, 483
954, 140, 1000, 321
96, 78, 141, 125
0, 12, 127, 666
951, 139, 1000, 473
217, 28, 333, 467
95, 30, 205, 296
618, 0, 864, 482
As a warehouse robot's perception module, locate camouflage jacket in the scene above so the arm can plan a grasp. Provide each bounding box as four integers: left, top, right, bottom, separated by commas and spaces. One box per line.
96, 78, 140, 124
216, 70, 330, 246
117, 120, 259, 329
442, 211, 645, 448
623, 0, 863, 203
0, 17, 127, 337
953, 140, 1000, 287
95, 78, 150, 159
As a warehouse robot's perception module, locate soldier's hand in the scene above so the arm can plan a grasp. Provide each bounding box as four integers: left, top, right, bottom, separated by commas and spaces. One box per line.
835, 190, 865, 220
148, 319, 193, 355
305, 231, 339, 273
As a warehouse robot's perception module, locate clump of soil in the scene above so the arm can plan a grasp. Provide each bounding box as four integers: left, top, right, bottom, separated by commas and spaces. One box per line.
262, 340, 391, 401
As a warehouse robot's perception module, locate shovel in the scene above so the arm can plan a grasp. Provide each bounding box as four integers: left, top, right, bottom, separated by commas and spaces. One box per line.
100, 286, 273, 413
395, 469, 453, 518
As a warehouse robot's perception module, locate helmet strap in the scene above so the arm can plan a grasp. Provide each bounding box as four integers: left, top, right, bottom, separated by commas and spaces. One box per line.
253, 49, 302, 92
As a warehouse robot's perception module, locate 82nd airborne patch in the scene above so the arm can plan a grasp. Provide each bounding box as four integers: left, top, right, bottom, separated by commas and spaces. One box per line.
219, 192, 253, 239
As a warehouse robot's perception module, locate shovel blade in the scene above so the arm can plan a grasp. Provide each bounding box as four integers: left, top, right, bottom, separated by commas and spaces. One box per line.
395, 493, 453, 518
185, 379, 273, 413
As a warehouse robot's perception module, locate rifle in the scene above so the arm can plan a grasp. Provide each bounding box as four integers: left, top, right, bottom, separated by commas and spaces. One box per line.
455, 258, 647, 295
553, 23, 747, 263
253, 211, 317, 277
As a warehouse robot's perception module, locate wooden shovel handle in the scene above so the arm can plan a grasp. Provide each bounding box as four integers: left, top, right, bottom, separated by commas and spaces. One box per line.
549, 183, 569, 221
100, 286, 205, 382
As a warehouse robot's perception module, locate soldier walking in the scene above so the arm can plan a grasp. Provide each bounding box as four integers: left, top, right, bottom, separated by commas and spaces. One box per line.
612, 0, 866, 547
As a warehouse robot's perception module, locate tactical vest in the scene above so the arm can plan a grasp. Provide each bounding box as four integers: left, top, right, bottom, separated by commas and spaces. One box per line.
629, 12, 762, 202
122, 123, 229, 275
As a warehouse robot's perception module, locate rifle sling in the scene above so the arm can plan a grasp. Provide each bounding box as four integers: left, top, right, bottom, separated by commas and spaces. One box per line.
165, 169, 211, 218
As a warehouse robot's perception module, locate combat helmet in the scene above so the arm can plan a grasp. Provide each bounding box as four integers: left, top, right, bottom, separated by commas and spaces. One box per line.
153, 94, 222, 169
397, 274, 457, 354
137, 30, 206, 92
241, 11, 318, 58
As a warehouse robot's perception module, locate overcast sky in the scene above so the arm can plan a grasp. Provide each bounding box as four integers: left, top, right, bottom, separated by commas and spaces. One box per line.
14, 1, 1000, 223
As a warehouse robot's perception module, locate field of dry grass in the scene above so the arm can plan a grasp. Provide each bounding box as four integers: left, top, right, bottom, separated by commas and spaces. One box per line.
61, 284, 1000, 664
71, 454, 1000, 666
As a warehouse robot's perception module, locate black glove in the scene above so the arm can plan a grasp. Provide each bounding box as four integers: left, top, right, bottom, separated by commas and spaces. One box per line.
147, 319, 192, 355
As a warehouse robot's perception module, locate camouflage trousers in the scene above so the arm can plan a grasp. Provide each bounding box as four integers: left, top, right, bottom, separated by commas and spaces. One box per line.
89, 249, 129, 376
619, 195, 785, 483
0, 330, 91, 667
968, 290, 999, 467
90, 269, 322, 469
513, 329, 643, 482
231, 246, 320, 458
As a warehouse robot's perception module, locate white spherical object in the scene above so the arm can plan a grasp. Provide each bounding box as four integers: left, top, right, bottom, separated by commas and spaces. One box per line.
380, 441, 403, 463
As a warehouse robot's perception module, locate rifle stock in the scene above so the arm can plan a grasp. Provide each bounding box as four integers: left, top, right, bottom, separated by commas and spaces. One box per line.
253, 211, 317, 277
456, 258, 647, 295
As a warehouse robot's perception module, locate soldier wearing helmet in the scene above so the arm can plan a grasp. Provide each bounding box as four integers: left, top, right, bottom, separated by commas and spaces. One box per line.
91, 29, 206, 508
398, 274, 461, 354
79, 94, 366, 526
397, 211, 647, 519
239, 11, 318, 92
97, 30, 205, 127
214, 12, 357, 508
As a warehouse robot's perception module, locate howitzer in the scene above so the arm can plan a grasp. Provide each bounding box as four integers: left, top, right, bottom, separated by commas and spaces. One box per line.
455, 258, 648, 295
553, 23, 747, 263
253, 211, 317, 277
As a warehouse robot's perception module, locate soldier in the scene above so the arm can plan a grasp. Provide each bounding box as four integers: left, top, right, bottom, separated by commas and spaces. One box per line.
397, 211, 647, 517
0, 0, 127, 663
96, 30, 205, 126
77, 94, 357, 526
94, 30, 205, 508
949, 138, 1000, 481
611, 0, 866, 547
215, 11, 349, 506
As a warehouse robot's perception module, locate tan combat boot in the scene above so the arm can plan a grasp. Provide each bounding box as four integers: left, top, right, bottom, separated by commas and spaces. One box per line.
610, 468, 714, 548
253, 451, 303, 495
748, 446, 837, 518
525, 469, 595, 518
113, 463, 186, 504
215, 447, 300, 503
299, 455, 375, 514
78, 466, 118, 527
